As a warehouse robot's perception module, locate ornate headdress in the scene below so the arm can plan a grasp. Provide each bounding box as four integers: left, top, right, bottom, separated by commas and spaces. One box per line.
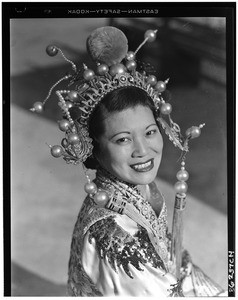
30, 26, 205, 276
30, 26, 204, 165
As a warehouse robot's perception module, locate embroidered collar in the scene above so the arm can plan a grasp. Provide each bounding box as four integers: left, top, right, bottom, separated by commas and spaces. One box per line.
94, 168, 169, 267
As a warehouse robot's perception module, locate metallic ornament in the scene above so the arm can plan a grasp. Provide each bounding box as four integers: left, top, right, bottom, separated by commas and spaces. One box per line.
58, 119, 70, 132
161, 103, 172, 115
68, 133, 80, 145
84, 181, 97, 195
46, 45, 58, 56
83, 68, 95, 81
155, 81, 166, 93
31, 101, 44, 113
51, 145, 63, 157
61, 138, 68, 147
109, 63, 126, 76
94, 191, 109, 205
126, 51, 135, 61
126, 60, 137, 71
174, 181, 188, 194
147, 75, 157, 86
97, 64, 109, 75
186, 126, 201, 139
176, 170, 189, 182
144, 29, 157, 42
68, 90, 79, 101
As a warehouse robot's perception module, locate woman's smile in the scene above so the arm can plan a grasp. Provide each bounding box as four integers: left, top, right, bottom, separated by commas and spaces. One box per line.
96, 105, 163, 185
130, 158, 154, 172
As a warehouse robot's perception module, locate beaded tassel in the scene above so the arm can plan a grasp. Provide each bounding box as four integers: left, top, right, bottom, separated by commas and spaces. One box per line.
171, 160, 189, 279
170, 123, 205, 279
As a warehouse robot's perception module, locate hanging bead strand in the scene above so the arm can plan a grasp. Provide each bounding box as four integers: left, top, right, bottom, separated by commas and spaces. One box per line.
56, 90, 74, 125
46, 45, 77, 72
175, 160, 189, 195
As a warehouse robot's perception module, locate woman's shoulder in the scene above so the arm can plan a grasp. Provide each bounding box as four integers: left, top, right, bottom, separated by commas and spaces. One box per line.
73, 196, 138, 237
72, 196, 116, 235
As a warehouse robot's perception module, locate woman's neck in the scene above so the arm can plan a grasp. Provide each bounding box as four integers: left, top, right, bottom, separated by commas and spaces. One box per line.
137, 184, 150, 200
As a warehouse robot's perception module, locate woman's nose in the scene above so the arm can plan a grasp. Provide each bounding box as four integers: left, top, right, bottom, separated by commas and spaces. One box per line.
132, 137, 149, 157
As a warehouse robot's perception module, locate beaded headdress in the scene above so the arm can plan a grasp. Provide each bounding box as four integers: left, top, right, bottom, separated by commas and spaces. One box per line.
30, 26, 204, 165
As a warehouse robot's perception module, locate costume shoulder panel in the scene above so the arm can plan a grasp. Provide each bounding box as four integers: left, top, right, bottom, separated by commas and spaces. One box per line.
68, 197, 116, 296
88, 216, 166, 278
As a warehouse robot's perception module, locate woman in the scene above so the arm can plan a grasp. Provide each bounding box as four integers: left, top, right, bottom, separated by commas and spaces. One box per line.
31, 26, 226, 296
66, 87, 224, 297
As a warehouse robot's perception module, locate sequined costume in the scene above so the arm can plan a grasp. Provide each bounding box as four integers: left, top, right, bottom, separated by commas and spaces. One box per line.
67, 169, 225, 297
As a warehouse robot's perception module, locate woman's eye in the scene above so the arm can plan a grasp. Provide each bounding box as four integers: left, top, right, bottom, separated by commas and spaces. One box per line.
146, 129, 157, 136
116, 137, 130, 144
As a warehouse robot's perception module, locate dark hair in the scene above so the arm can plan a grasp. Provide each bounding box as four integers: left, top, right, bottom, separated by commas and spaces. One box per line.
84, 86, 160, 169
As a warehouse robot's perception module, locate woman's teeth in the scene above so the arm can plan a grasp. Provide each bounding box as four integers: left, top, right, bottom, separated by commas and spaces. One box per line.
131, 159, 154, 172
133, 161, 151, 170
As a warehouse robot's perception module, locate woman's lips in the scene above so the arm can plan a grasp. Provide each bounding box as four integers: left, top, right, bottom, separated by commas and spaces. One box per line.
130, 159, 154, 172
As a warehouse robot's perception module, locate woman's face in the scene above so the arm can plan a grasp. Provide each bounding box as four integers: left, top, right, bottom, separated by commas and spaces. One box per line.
96, 105, 163, 185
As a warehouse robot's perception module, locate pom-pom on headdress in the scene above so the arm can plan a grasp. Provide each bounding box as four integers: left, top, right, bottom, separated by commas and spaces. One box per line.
30, 26, 204, 165
87, 26, 128, 66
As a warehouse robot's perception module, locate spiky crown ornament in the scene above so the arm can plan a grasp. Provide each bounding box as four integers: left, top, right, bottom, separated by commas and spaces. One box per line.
30, 26, 204, 166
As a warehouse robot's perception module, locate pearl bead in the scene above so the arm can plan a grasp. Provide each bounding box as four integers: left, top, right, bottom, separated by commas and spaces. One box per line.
174, 181, 188, 194
161, 103, 172, 115
126, 51, 135, 61
58, 119, 70, 132
155, 81, 166, 93
147, 75, 157, 86
68, 133, 80, 145
176, 170, 189, 182
51, 145, 63, 157
109, 64, 126, 76
32, 101, 44, 113
46, 45, 58, 56
126, 60, 137, 71
94, 191, 109, 205
186, 126, 201, 139
68, 91, 79, 102
65, 101, 73, 109
97, 64, 109, 75
83, 69, 95, 81
144, 29, 157, 42
84, 182, 97, 195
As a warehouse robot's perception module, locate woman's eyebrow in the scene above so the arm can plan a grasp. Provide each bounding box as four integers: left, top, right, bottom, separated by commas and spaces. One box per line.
109, 131, 131, 140
109, 124, 157, 140
146, 123, 157, 130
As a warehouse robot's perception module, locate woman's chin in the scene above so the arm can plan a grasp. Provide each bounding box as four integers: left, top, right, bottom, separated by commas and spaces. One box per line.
125, 169, 158, 186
